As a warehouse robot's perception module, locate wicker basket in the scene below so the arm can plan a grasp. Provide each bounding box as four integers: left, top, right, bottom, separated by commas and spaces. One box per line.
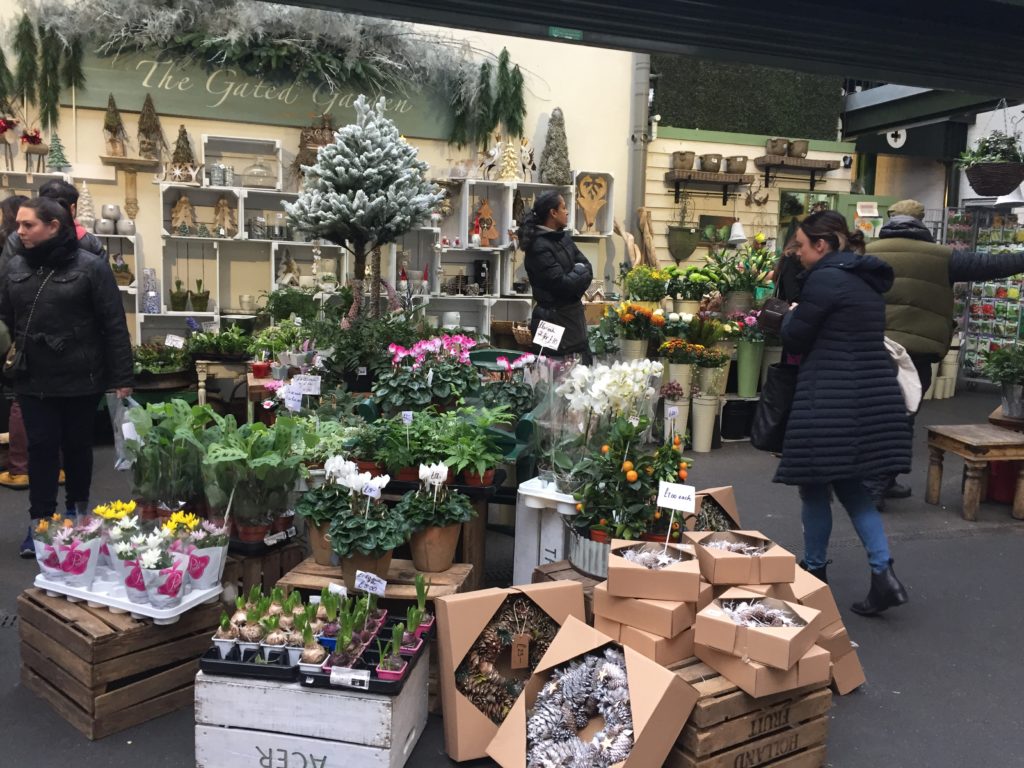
787, 140, 809, 158
965, 163, 1024, 196
512, 323, 534, 346
700, 154, 722, 172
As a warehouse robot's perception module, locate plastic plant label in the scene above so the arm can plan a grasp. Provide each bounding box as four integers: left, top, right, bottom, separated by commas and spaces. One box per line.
357, 367, 368, 377
263, 531, 287, 546
327, 582, 348, 597
362, 483, 382, 499
330, 666, 371, 689
308, 595, 321, 605
121, 421, 140, 442
667, 406, 679, 419
401, 411, 414, 425
292, 374, 322, 395
426, 369, 434, 387
164, 333, 185, 349
429, 465, 448, 485
657, 481, 696, 513
201, 321, 219, 333
511, 633, 531, 669
284, 390, 303, 412
533, 321, 565, 351
354, 570, 387, 596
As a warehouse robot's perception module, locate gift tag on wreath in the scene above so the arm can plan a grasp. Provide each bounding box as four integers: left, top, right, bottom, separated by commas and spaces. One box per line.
511, 633, 531, 669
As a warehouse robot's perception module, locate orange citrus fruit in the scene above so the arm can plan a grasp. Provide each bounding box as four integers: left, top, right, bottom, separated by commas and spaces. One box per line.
621, 461, 634, 473
678, 469, 688, 480
575, 503, 583, 512
625, 470, 639, 483
601, 444, 610, 454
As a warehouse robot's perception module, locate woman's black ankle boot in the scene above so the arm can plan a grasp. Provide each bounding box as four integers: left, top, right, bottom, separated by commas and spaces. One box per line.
798, 559, 830, 584
851, 559, 908, 616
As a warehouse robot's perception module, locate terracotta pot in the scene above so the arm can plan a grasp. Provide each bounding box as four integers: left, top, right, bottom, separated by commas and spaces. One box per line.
396, 467, 420, 483
589, 529, 610, 543
235, 523, 271, 543
462, 468, 495, 487
271, 513, 293, 534
409, 524, 462, 572
356, 460, 382, 475
309, 521, 334, 566
340, 550, 393, 587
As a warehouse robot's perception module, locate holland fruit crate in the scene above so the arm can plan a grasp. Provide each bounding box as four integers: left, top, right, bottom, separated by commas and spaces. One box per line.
17, 588, 220, 739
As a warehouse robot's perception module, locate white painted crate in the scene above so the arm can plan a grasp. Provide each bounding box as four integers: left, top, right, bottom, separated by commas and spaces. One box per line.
194, 652, 427, 768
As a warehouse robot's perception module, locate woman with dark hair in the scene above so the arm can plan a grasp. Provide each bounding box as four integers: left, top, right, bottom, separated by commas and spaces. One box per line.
0, 195, 28, 243
775, 210, 910, 616
517, 191, 593, 361
0, 197, 133, 556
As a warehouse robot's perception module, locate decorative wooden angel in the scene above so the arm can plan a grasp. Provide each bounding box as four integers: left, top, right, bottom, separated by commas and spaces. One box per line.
170, 194, 197, 233
576, 173, 610, 233
477, 199, 499, 247
520, 139, 536, 183
213, 195, 237, 237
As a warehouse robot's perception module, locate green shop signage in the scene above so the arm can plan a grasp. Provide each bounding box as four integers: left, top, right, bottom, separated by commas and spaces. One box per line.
63, 51, 454, 140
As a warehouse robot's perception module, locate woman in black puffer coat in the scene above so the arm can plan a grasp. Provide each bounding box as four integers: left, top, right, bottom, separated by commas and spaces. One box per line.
775, 211, 909, 617
518, 191, 593, 361
0, 197, 133, 551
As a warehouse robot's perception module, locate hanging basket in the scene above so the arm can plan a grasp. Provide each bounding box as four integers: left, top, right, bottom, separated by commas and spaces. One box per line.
512, 322, 534, 347
964, 163, 1024, 196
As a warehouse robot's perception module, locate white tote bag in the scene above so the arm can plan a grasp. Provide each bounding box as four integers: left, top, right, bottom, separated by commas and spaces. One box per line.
884, 337, 922, 414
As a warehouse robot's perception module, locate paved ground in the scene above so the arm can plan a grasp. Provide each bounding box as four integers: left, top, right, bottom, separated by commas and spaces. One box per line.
1, 389, 1022, 766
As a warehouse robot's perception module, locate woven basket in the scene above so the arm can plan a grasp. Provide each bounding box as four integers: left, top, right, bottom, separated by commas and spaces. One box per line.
965, 163, 1024, 196
491, 320, 515, 337
512, 323, 534, 346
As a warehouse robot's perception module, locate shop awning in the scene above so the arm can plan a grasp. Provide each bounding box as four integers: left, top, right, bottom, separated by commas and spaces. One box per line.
300, 0, 1024, 98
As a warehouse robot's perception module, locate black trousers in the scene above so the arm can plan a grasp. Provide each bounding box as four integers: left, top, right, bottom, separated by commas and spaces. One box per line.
18, 393, 101, 520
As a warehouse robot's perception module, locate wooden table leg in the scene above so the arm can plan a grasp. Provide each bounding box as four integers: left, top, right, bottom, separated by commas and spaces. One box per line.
925, 445, 944, 505
962, 460, 985, 521
1013, 464, 1024, 520
462, 499, 487, 591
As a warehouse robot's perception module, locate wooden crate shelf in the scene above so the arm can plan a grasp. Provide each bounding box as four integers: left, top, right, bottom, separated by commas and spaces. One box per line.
18, 588, 220, 740
276, 557, 472, 601
221, 541, 306, 598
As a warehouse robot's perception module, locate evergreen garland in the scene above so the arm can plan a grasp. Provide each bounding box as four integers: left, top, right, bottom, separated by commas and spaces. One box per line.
494, 48, 514, 130
507, 66, 525, 138
37, 25, 62, 129
0, 48, 13, 108
493, 49, 526, 139
12, 14, 38, 105
62, 37, 86, 90
473, 61, 496, 150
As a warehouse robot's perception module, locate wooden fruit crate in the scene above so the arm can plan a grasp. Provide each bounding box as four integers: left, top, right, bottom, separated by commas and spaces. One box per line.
221, 541, 306, 600
665, 656, 831, 768
194, 645, 428, 768
18, 587, 220, 740
532, 559, 599, 623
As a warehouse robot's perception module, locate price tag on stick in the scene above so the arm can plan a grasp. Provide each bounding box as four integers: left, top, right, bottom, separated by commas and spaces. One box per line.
354, 570, 387, 596
164, 334, 185, 349
533, 321, 565, 353
657, 481, 696, 513
284, 390, 303, 412
511, 633, 531, 669
327, 582, 347, 598
292, 374, 322, 395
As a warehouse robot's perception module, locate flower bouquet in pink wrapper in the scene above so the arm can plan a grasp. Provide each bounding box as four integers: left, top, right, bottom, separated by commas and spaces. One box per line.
114, 527, 168, 604
166, 511, 229, 590
54, 517, 104, 588
32, 513, 70, 582
140, 540, 186, 609
92, 499, 138, 569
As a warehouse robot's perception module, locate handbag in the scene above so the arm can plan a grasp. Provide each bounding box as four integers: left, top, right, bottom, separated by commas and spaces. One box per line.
757, 279, 790, 336
884, 336, 922, 414
3, 270, 53, 381
750, 363, 799, 453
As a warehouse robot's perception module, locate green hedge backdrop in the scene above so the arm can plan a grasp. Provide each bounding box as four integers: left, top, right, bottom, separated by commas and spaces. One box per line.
652, 55, 842, 141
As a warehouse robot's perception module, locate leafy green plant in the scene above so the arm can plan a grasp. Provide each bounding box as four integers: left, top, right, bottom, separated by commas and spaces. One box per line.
295, 484, 351, 527
480, 379, 536, 419
588, 312, 621, 357
260, 286, 319, 324
133, 343, 189, 375
186, 324, 252, 357
957, 130, 1024, 168
394, 485, 476, 530
372, 410, 448, 472
441, 406, 513, 477
248, 319, 305, 357
327, 500, 409, 558
622, 265, 669, 301
125, 400, 215, 505
372, 346, 481, 415
983, 346, 1024, 384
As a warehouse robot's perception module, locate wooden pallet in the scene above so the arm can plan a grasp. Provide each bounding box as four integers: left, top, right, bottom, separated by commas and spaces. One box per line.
531, 559, 599, 623
664, 656, 831, 768
221, 541, 306, 597
276, 557, 473, 601
18, 587, 220, 740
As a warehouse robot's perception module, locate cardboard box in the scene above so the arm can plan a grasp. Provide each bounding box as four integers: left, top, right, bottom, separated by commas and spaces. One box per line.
593, 581, 696, 639
607, 539, 703, 601
745, 568, 842, 628
690, 485, 742, 529
621, 624, 695, 666
829, 647, 867, 695
487, 616, 699, 768
594, 614, 622, 639
435, 581, 585, 762
694, 588, 822, 671
694, 642, 831, 698
816, 620, 855, 661
686, 530, 796, 585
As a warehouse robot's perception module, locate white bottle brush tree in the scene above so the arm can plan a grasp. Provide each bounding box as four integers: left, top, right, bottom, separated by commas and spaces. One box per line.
285, 95, 442, 323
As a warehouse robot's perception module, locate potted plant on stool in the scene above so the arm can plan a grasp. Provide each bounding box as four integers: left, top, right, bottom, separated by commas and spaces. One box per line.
983, 346, 1024, 417
397, 463, 477, 572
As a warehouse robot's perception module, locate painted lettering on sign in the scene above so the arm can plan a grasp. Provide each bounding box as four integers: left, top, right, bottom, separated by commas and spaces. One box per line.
256, 746, 328, 767
657, 481, 696, 513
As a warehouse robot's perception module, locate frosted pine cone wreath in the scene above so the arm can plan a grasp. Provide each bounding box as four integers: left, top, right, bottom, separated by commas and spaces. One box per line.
704, 538, 770, 556
721, 600, 805, 628
620, 542, 690, 570
526, 647, 634, 768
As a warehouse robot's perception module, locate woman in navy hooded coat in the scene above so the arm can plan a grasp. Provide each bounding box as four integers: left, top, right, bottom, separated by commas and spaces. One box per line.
775, 210, 909, 617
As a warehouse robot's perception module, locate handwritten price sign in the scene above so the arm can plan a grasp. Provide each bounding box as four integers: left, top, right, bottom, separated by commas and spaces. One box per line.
533, 321, 565, 352
291, 374, 322, 395
354, 570, 388, 597
657, 481, 696, 513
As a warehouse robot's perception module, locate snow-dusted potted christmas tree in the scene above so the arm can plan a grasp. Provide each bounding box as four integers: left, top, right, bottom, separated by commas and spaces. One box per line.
285, 95, 443, 323
538, 107, 572, 185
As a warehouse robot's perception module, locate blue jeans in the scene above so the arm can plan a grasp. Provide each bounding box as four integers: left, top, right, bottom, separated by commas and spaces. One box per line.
799, 478, 892, 573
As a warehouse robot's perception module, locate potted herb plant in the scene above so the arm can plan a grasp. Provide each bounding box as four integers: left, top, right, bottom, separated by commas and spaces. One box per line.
191, 278, 210, 312
958, 130, 1024, 196
444, 405, 513, 485
322, 457, 406, 584
375, 622, 408, 681
396, 463, 477, 572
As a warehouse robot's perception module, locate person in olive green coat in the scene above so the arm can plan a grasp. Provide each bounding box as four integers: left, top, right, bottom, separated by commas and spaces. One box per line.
865, 199, 1024, 505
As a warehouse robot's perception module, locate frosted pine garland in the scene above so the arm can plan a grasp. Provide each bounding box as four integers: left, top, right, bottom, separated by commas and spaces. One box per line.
721, 600, 805, 628
526, 647, 634, 768
620, 542, 690, 570
703, 538, 770, 556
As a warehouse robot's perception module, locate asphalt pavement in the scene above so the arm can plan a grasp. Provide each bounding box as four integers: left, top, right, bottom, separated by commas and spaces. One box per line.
1, 388, 1021, 767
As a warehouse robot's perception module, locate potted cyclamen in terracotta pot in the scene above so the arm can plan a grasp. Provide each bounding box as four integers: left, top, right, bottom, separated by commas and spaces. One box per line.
322, 457, 406, 585
397, 463, 476, 573
375, 623, 408, 681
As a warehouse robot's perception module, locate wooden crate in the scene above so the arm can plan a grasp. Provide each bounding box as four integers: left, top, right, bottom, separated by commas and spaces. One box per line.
276, 557, 473, 601
194, 647, 428, 768
18, 588, 220, 740
532, 559, 599, 623
222, 541, 306, 598
664, 656, 831, 768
